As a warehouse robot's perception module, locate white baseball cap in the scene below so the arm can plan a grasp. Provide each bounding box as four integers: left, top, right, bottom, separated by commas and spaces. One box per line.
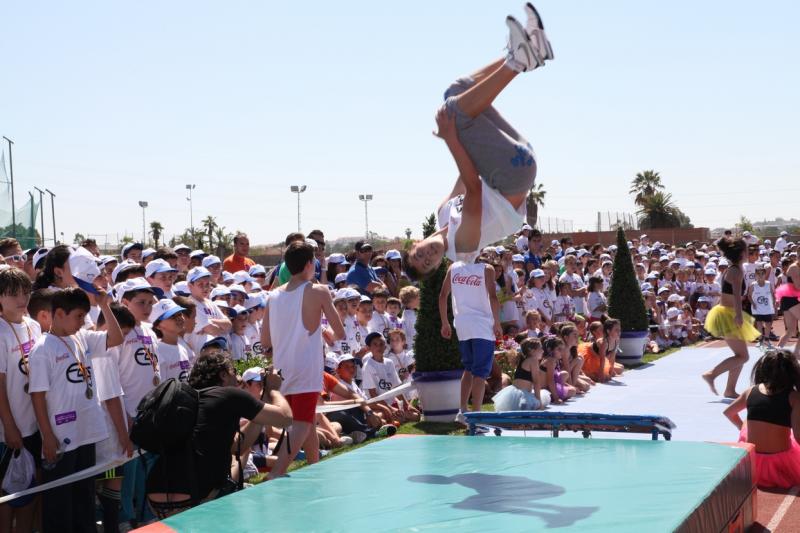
121, 242, 143, 259
173, 244, 191, 253
187, 266, 211, 283
704, 268, 717, 275
242, 367, 264, 382
521, 224, 533, 231
512, 254, 525, 262
116, 277, 156, 302
335, 288, 361, 302
232, 270, 253, 284
531, 269, 546, 278
666, 307, 681, 319
173, 281, 190, 296
229, 284, 248, 297
145, 258, 177, 279
69, 247, 102, 295
210, 286, 231, 299
141, 248, 157, 260
99, 255, 118, 268
148, 299, 186, 324
221, 271, 234, 284
385, 249, 402, 261
202, 255, 221, 268
327, 253, 346, 265
112, 259, 141, 283
244, 292, 267, 310
249, 264, 267, 276
334, 273, 347, 284
190, 249, 207, 260
32, 248, 49, 270
667, 294, 683, 303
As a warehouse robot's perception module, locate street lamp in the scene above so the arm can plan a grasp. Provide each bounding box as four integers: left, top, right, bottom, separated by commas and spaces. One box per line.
358, 194, 373, 239
2, 136, 16, 238
185, 184, 196, 244
33, 186, 46, 245
290, 185, 307, 232
138, 201, 148, 245
44, 189, 56, 245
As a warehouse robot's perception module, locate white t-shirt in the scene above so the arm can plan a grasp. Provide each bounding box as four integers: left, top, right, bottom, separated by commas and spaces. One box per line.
331, 315, 363, 355
553, 295, 574, 322
28, 331, 110, 453
157, 341, 192, 382
229, 333, 251, 361
742, 263, 758, 287
386, 349, 415, 383
587, 291, 607, 319
775, 237, 788, 253
559, 272, 586, 314
115, 326, 162, 418
515, 235, 529, 253
188, 296, 226, 353
527, 286, 552, 322
361, 355, 401, 395
401, 309, 417, 350
367, 311, 391, 337
90, 343, 126, 464
0, 317, 42, 441
244, 322, 263, 355
750, 281, 775, 316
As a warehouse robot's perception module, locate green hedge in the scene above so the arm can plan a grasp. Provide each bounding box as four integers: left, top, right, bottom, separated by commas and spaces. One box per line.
607, 228, 649, 332
413, 260, 463, 372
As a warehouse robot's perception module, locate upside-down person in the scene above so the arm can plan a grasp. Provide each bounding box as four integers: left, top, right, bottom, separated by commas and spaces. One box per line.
403, 5, 554, 279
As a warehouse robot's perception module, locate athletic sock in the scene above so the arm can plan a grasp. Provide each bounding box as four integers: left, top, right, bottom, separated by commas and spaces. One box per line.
99, 487, 122, 533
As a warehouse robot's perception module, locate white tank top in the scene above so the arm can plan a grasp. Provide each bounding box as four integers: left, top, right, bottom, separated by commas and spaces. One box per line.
450, 262, 495, 341
750, 281, 774, 316
437, 180, 526, 264
268, 281, 324, 395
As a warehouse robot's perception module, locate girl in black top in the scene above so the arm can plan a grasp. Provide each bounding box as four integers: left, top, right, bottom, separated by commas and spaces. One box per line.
724, 349, 800, 489
492, 338, 549, 411
702, 237, 761, 398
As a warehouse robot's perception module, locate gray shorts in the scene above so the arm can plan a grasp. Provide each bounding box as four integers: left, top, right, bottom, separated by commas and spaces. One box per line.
444, 77, 537, 196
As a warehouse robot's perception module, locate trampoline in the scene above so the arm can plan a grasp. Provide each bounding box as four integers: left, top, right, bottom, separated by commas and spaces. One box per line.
136, 435, 755, 532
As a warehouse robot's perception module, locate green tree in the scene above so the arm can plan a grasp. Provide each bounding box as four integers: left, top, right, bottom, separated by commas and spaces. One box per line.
737, 215, 755, 234
629, 170, 665, 206
201, 216, 217, 250
149, 221, 164, 248
607, 228, 649, 332
637, 192, 681, 229
422, 213, 437, 238
525, 183, 546, 229
73, 233, 86, 245
412, 260, 462, 372
214, 226, 234, 257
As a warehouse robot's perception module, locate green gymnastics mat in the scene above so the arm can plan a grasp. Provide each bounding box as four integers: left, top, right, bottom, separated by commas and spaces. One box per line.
137, 435, 754, 532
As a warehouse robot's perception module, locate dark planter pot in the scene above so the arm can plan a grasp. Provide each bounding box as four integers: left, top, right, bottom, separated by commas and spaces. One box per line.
412, 369, 463, 422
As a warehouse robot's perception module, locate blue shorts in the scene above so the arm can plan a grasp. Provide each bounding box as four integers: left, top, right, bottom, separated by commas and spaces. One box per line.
458, 338, 495, 379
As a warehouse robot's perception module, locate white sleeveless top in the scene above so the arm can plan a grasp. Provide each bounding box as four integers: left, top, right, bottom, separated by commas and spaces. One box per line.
450, 262, 495, 341
268, 281, 324, 395
750, 281, 774, 316
437, 180, 526, 264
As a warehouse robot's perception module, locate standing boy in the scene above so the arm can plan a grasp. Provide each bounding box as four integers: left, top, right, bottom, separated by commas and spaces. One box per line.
29, 287, 124, 533
0, 268, 42, 532
439, 260, 501, 423
262, 241, 344, 478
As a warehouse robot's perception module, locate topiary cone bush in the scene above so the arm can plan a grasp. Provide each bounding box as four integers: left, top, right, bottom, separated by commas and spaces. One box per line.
607, 228, 649, 332
413, 260, 463, 372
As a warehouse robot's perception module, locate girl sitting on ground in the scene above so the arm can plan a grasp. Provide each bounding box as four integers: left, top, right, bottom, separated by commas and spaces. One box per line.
539, 336, 576, 405
723, 349, 800, 489
579, 319, 624, 383
558, 323, 592, 392
493, 338, 551, 411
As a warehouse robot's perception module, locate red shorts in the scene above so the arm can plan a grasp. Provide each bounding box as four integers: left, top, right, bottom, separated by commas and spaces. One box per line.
285, 392, 319, 424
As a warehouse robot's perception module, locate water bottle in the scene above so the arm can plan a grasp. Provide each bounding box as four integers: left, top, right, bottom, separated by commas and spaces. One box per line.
42, 438, 70, 471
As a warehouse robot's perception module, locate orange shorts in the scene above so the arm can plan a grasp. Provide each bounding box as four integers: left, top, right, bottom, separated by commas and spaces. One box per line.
285, 392, 319, 424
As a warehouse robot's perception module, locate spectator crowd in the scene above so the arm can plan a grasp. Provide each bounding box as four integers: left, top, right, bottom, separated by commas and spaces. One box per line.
0, 223, 792, 531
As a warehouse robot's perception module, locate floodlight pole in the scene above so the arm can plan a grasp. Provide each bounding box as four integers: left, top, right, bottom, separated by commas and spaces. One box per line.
44, 189, 56, 244
3, 137, 16, 238
33, 186, 46, 245
290, 185, 307, 232
359, 194, 373, 239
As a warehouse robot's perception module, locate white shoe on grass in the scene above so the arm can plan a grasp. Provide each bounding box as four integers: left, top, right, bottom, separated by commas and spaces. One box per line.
524, 2, 554, 61
505, 16, 542, 72
454, 410, 467, 424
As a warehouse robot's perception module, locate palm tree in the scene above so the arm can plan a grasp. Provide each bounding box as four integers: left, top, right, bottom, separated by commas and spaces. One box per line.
526, 183, 546, 229
149, 221, 164, 248
629, 170, 665, 206
636, 191, 680, 229
201, 216, 217, 251
213, 226, 234, 257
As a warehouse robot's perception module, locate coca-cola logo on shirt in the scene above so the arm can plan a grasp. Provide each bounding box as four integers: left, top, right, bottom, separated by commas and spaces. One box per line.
452, 274, 482, 287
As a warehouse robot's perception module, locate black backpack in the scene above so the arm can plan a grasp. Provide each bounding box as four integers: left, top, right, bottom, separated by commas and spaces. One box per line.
130, 378, 200, 453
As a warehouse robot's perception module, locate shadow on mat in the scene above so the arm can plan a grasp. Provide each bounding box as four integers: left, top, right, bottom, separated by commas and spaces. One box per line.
408, 473, 597, 528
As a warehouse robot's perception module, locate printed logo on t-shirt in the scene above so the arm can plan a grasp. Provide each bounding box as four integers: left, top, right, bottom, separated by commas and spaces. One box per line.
378, 379, 393, 392
510, 143, 534, 167
340, 342, 351, 354
252, 341, 263, 355
55, 411, 76, 425
452, 273, 483, 287
134, 347, 155, 367
66, 362, 92, 387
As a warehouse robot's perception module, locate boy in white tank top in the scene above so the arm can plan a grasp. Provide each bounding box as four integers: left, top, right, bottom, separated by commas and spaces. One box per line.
261, 241, 344, 479
439, 260, 502, 423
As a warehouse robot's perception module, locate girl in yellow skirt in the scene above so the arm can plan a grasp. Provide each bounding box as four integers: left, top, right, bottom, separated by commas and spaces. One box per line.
702, 237, 761, 398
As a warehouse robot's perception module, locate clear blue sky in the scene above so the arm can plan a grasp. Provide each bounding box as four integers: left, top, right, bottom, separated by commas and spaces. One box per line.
2, 1, 799, 247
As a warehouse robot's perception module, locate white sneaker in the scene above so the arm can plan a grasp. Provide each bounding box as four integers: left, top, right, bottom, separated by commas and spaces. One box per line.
454, 410, 467, 424
349, 431, 368, 444
524, 3, 554, 61
506, 16, 542, 72
339, 435, 354, 446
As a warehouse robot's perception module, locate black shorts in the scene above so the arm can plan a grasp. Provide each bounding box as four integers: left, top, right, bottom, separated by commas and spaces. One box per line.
780, 297, 800, 313
753, 314, 774, 324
